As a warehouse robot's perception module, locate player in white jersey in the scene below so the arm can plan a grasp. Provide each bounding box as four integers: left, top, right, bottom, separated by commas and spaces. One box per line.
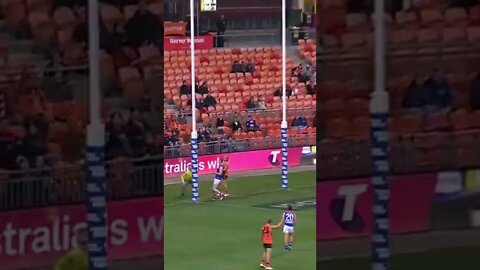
277, 204, 296, 252
212, 158, 225, 200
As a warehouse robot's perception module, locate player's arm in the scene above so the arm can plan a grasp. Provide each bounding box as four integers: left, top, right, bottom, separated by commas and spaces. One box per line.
271, 224, 282, 229
276, 214, 285, 227
181, 172, 186, 182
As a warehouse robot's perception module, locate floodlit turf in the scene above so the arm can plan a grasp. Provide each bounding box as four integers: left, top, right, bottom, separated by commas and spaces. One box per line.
164, 171, 316, 270
317, 247, 480, 270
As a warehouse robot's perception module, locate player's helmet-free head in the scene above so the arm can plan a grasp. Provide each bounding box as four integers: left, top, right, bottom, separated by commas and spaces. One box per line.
75, 227, 88, 247
224, 156, 229, 161
219, 157, 224, 162
267, 218, 272, 224
287, 204, 293, 211
187, 164, 192, 170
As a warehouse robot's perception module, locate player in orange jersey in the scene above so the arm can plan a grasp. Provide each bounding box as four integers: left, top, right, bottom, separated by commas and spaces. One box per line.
219, 156, 230, 197
260, 218, 281, 270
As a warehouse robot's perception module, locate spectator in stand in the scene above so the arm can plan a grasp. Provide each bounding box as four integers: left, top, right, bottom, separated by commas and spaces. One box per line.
246, 97, 257, 109
231, 61, 244, 73
100, 22, 131, 69
216, 14, 227, 35
198, 127, 212, 142
165, 95, 175, 105
231, 114, 243, 132
423, 69, 452, 110
106, 112, 132, 159
180, 80, 190, 97
168, 115, 180, 132
124, 0, 162, 47
22, 120, 47, 166
470, 72, 480, 110
297, 114, 308, 128
196, 96, 205, 111
402, 75, 429, 109
246, 115, 259, 132
198, 81, 209, 95
274, 87, 292, 97
302, 65, 314, 82
240, 61, 246, 73
203, 93, 217, 110
306, 81, 315, 95
0, 122, 22, 170
291, 85, 300, 96
291, 64, 303, 77
245, 60, 255, 73
216, 114, 226, 132
257, 95, 267, 110
403, 70, 452, 113
216, 14, 227, 47
125, 108, 149, 157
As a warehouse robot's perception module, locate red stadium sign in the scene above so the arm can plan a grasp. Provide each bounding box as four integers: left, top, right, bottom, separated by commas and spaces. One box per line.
164, 36, 214, 51
0, 197, 163, 270
164, 21, 187, 36
316, 174, 436, 241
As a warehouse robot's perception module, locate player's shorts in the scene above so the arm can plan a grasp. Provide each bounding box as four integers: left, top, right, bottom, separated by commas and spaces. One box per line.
213, 177, 223, 186
263, 243, 272, 249
283, 225, 294, 234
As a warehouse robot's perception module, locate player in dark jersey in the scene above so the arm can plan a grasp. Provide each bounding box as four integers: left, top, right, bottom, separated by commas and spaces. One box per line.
212, 157, 225, 200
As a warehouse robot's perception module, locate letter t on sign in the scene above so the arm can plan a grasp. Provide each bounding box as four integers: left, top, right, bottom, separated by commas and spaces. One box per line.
338, 184, 368, 222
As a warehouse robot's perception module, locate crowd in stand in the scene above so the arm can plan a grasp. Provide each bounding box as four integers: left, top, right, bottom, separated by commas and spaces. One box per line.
402, 68, 480, 113
163, 57, 317, 147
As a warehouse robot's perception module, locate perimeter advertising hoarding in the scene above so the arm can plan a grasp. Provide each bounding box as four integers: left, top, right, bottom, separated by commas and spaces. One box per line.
317, 174, 437, 241
0, 198, 163, 270
164, 148, 303, 178
301, 146, 316, 165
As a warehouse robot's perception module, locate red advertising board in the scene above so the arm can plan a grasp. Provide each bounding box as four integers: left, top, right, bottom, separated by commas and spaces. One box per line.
164, 148, 303, 178
164, 35, 214, 51
0, 198, 163, 270
164, 21, 187, 36
316, 174, 436, 241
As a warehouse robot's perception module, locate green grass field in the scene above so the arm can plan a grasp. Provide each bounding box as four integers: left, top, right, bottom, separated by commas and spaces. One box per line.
164, 171, 316, 270
317, 247, 480, 270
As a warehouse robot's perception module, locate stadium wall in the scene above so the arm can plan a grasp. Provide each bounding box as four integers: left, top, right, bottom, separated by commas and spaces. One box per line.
317, 169, 480, 242
0, 198, 163, 270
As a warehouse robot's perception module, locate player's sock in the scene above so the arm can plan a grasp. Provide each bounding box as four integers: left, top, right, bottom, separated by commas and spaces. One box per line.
288, 242, 292, 249
284, 245, 289, 252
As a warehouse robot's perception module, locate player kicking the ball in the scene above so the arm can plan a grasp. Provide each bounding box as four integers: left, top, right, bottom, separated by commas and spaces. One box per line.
260, 218, 281, 270
212, 158, 225, 200
277, 204, 296, 253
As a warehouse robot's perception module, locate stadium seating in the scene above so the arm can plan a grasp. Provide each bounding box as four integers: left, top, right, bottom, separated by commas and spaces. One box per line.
314, 1, 480, 179
317, 2, 480, 54
164, 46, 317, 144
